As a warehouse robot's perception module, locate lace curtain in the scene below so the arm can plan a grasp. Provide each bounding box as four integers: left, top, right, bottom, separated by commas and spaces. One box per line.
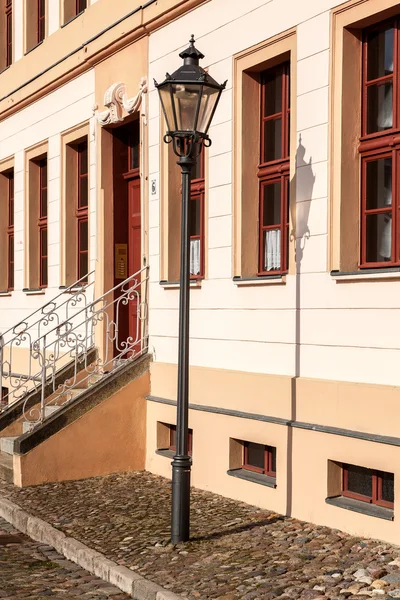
190, 239, 201, 275
263, 230, 281, 271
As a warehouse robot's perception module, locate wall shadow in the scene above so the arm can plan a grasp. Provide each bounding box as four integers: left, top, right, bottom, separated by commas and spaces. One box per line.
285, 135, 315, 517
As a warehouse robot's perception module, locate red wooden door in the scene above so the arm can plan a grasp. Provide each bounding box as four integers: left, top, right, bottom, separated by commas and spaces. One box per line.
128, 177, 141, 351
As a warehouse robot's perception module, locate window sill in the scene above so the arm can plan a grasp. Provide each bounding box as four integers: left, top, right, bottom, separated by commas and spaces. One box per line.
59, 285, 87, 294
227, 468, 277, 488
0, 291, 12, 297
331, 268, 400, 283
24, 40, 43, 56
23, 289, 46, 296
233, 275, 286, 287
326, 495, 394, 521
159, 280, 202, 290
156, 448, 176, 459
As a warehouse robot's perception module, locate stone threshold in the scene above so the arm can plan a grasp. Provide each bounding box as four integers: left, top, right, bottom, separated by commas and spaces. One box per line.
0, 495, 182, 600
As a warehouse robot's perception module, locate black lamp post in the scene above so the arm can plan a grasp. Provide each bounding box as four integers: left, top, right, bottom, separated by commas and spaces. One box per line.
155, 36, 226, 543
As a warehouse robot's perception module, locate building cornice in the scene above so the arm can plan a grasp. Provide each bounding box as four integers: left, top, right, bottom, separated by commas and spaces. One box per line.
0, 0, 209, 123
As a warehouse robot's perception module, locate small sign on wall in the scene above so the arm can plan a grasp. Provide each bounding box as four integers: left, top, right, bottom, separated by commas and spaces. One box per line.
115, 244, 128, 280
150, 173, 159, 201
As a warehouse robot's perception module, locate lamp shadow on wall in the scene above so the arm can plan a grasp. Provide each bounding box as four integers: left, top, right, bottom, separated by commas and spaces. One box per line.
286, 135, 315, 517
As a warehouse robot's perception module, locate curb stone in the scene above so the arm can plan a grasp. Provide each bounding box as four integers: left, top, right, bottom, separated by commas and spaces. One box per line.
0, 496, 183, 600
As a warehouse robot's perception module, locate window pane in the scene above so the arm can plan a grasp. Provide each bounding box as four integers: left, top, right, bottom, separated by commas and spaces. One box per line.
190, 239, 201, 276
366, 213, 392, 262
41, 188, 47, 217
77, 0, 87, 12
367, 26, 394, 81
367, 83, 393, 133
246, 442, 265, 470
191, 150, 203, 180
41, 258, 48, 286
41, 228, 47, 255
79, 176, 88, 208
381, 472, 394, 504
79, 253, 88, 281
263, 71, 282, 116
366, 158, 392, 209
263, 182, 281, 226
346, 464, 373, 498
129, 122, 140, 170
79, 220, 88, 252
263, 119, 282, 162
189, 197, 200, 237
79, 144, 88, 176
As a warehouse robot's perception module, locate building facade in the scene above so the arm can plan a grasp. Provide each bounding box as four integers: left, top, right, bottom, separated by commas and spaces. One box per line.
1, 0, 400, 544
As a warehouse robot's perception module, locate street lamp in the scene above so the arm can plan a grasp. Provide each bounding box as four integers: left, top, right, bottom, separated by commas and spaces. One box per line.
155, 36, 226, 543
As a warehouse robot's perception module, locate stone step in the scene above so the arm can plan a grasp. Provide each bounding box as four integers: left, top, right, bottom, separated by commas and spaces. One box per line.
0, 451, 13, 483
44, 405, 59, 417
0, 437, 17, 455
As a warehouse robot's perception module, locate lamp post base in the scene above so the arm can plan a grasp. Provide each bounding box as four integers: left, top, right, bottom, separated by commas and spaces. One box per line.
171, 455, 192, 543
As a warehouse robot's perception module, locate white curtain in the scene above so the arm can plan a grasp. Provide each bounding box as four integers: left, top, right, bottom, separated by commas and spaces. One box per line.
190, 239, 201, 275
264, 230, 281, 271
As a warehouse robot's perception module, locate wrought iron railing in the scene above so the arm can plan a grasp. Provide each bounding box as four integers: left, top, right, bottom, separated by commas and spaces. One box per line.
0, 267, 149, 428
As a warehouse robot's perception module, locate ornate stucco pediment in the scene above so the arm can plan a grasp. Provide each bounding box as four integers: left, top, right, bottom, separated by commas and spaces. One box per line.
93, 77, 148, 126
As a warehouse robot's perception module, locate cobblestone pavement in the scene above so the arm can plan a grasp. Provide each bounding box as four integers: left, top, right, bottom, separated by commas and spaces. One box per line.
0, 516, 128, 599
1, 472, 400, 600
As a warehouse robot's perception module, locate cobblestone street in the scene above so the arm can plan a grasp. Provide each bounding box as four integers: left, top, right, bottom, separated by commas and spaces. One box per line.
0, 517, 128, 599
1, 472, 400, 599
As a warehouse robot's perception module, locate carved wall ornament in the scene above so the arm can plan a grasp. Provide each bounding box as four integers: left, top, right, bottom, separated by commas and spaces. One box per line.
93, 77, 148, 126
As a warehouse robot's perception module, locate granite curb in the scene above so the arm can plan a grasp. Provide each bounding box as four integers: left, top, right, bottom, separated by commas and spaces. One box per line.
0, 495, 183, 600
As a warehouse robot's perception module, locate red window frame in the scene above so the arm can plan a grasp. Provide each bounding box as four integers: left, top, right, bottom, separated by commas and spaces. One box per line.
77, 141, 89, 283
37, 0, 45, 44
7, 170, 14, 291
168, 424, 193, 455
5, 0, 12, 67
343, 464, 394, 509
360, 19, 400, 268
243, 441, 276, 478
189, 149, 205, 279
38, 159, 48, 288
258, 62, 290, 276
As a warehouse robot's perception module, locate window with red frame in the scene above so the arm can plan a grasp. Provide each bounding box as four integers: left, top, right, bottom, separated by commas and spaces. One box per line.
5, 0, 12, 67
37, 0, 45, 43
189, 149, 205, 278
359, 20, 400, 268
38, 158, 48, 288
258, 62, 290, 275
169, 424, 193, 455
77, 141, 88, 282
343, 463, 394, 509
243, 441, 276, 477
7, 170, 14, 291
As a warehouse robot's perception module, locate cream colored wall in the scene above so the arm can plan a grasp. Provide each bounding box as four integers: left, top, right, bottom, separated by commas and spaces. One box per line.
147, 0, 400, 391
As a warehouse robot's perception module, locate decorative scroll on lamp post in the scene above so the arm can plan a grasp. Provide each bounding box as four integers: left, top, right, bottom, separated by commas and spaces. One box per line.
155, 36, 226, 543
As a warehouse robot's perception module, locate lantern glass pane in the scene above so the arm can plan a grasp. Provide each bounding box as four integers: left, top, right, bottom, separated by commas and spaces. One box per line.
197, 86, 220, 134
172, 84, 201, 131
159, 86, 176, 132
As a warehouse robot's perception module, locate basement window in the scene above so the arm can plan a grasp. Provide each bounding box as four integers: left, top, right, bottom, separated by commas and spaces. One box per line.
156, 422, 193, 459
326, 461, 394, 520
228, 439, 277, 488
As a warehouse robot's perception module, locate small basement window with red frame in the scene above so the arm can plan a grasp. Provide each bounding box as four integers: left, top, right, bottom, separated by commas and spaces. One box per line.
227, 439, 277, 487
359, 19, 400, 269
156, 422, 193, 458
258, 62, 290, 275
342, 463, 394, 509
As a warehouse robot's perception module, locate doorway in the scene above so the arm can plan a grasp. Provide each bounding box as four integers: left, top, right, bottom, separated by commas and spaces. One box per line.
112, 119, 141, 356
